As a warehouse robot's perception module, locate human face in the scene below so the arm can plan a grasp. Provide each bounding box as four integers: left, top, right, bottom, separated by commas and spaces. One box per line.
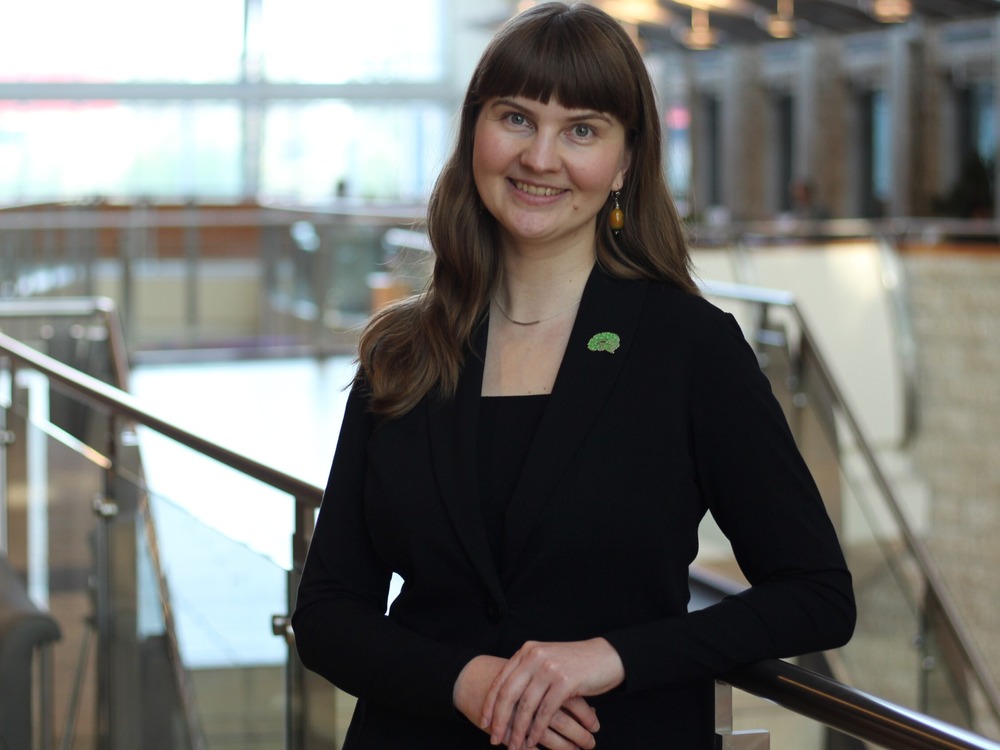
472, 96, 630, 256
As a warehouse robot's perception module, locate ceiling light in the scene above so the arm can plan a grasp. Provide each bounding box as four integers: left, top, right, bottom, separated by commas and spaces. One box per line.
596, 0, 672, 25
670, 0, 738, 10
764, 0, 795, 38
677, 7, 720, 50
867, 0, 912, 23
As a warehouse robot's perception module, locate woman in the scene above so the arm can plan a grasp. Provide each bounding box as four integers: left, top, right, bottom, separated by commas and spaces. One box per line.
292, 3, 856, 749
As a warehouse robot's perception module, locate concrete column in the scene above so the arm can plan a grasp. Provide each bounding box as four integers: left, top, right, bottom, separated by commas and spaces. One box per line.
795, 40, 817, 182
995, 16, 1000, 218
887, 26, 920, 217
721, 47, 764, 220
690, 54, 723, 219
926, 26, 960, 206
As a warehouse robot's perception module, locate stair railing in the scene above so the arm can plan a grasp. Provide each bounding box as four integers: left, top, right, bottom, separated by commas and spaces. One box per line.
699, 277, 1000, 736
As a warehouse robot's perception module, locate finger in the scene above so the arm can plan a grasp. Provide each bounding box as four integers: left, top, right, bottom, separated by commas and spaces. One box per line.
537, 724, 590, 750
546, 708, 597, 750
482, 653, 522, 729
526, 688, 578, 750
509, 682, 550, 749
489, 671, 532, 745
561, 696, 600, 732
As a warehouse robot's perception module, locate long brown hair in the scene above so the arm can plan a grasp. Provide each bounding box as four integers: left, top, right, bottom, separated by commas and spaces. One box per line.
358, 2, 696, 418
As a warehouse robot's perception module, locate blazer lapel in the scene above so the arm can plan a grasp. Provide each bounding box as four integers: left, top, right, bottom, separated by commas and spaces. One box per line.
501, 267, 649, 575
426, 317, 505, 600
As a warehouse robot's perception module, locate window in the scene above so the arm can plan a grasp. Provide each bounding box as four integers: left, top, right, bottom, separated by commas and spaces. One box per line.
0, 102, 242, 201
959, 80, 996, 165
259, 0, 444, 83
774, 93, 794, 214
0, 0, 451, 203
260, 101, 449, 202
859, 89, 890, 218
0, 0, 244, 82
665, 104, 692, 214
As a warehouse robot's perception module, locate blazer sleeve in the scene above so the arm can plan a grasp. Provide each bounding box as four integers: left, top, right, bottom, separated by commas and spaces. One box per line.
292, 379, 480, 718
603, 309, 856, 693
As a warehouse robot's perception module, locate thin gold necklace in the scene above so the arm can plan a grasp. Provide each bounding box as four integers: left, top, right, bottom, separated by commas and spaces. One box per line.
492, 296, 581, 326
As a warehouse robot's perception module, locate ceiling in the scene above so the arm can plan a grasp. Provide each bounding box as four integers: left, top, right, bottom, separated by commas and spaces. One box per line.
598, 0, 1000, 50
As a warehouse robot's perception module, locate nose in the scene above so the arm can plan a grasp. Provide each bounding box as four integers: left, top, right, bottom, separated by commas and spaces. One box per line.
520, 132, 560, 173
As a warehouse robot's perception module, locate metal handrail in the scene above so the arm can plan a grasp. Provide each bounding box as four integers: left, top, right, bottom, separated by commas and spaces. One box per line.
727, 659, 1000, 750
0, 330, 322, 506
5, 204, 1000, 241
874, 234, 921, 444
0, 203, 423, 232
0, 325, 322, 750
690, 217, 1000, 247
0, 296, 131, 391
719, 230, 920, 446
699, 277, 1000, 729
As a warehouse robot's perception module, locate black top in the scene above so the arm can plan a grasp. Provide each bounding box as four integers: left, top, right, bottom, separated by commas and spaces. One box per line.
478, 395, 549, 566
293, 266, 856, 750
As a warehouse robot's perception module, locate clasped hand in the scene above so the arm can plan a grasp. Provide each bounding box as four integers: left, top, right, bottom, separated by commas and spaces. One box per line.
454, 638, 625, 750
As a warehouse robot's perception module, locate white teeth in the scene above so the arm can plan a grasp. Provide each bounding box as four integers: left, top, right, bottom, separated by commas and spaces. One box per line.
514, 180, 562, 197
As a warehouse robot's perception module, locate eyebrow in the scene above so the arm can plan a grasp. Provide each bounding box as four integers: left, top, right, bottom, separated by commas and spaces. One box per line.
490, 97, 615, 126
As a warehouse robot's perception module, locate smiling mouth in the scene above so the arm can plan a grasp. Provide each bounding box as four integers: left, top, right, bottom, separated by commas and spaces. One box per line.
512, 179, 565, 197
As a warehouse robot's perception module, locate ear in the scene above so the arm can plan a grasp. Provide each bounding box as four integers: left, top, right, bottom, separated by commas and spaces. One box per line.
612, 148, 632, 192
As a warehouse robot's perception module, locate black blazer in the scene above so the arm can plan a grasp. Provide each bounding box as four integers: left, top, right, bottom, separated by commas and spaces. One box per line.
293, 266, 856, 749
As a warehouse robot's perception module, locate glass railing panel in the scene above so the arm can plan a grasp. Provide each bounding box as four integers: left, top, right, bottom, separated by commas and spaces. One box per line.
834, 439, 925, 711
127, 475, 288, 750
129, 354, 362, 749
728, 683, 867, 749
6, 400, 104, 750
1, 206, 422, 354
699, 287, 990, 731
796, 357, 981, 727
763, 332, 928, 712
5, 368, 204, 749
126, 415, 309, 750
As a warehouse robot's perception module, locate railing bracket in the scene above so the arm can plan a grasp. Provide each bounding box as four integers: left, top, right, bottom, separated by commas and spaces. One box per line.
92, 496, 119, 519
272, 614, 295, 646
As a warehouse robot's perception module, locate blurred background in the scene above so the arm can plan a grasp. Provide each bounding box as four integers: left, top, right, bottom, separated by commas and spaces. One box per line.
2, 2, 1000, 750
0, 0, 995, 218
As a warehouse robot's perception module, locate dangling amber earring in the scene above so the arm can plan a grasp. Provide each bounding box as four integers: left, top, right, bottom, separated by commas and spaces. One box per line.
610, 190, 624, 234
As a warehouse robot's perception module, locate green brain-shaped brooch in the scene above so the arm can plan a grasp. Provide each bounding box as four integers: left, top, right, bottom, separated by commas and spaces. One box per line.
587, 332, 621, 354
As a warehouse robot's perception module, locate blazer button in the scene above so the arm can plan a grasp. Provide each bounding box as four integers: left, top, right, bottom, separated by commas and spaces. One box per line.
486, 602, 503, 623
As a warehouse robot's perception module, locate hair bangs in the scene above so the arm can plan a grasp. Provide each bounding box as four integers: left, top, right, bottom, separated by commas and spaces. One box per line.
471, 7, 641, 132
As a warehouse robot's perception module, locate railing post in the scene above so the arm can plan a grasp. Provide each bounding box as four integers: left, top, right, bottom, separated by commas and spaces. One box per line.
278, 494, 317, 750
183, 201, 201, 344
0, 358, 12, 556
93, 413, 143, 750
715, 681, 770, 749
92, 491, 117, 749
